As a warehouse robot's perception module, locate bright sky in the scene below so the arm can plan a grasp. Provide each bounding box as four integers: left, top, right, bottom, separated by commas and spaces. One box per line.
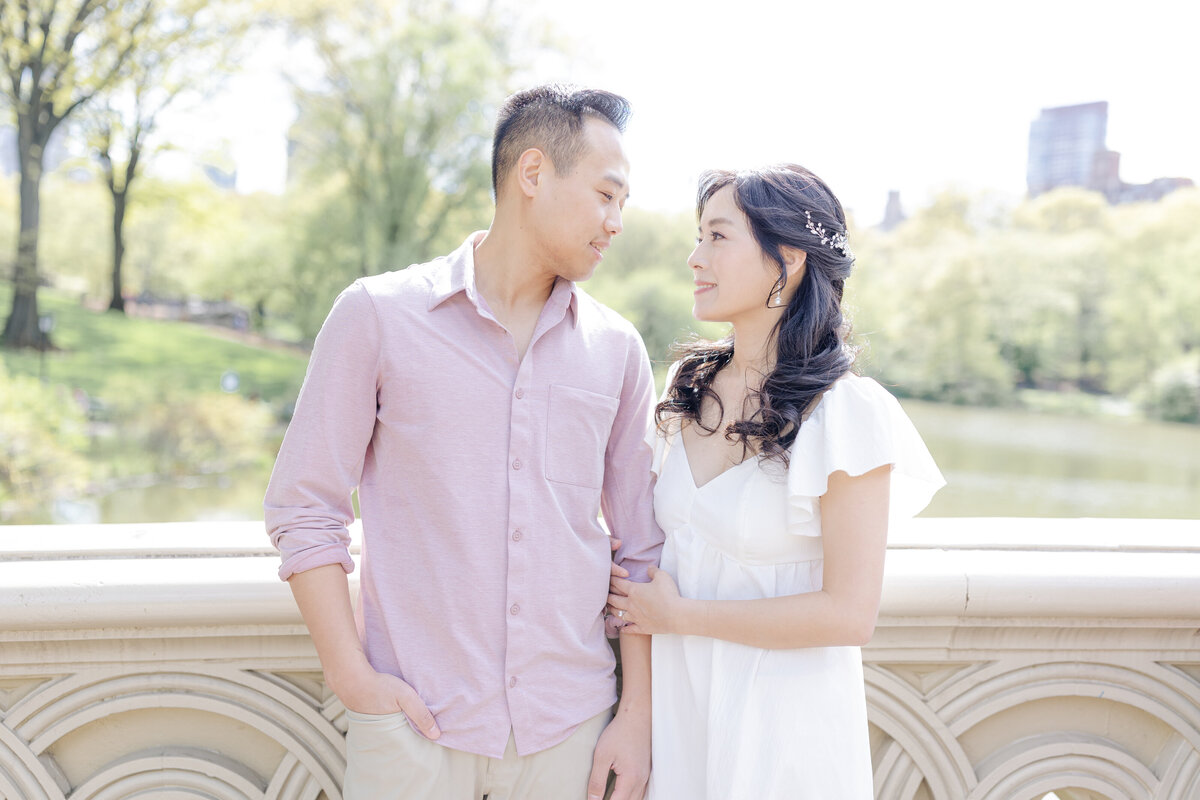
193, 0, 1200, 224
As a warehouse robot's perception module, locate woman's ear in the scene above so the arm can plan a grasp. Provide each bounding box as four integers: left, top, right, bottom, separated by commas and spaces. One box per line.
516, 148, 546, 198
781, 246, 807, 280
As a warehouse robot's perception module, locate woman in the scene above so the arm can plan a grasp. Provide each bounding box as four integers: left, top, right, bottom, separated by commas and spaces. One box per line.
607, 165, 944, 798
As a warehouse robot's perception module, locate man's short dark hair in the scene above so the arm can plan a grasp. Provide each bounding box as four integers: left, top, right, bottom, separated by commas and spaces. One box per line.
492, 85, 631, 197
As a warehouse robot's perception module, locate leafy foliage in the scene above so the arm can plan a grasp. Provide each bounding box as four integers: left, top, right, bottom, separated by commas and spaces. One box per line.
275, 0, 528, 336
0, 361, 91, 521
850, 187, 1200, 416
97, 379, 278, 479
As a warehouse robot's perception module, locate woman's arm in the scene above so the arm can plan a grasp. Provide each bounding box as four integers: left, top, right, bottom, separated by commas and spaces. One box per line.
608, 464, 890, 649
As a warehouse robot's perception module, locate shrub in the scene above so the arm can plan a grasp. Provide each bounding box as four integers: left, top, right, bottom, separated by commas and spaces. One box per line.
0, 363, 92, 521
97, 376, 278, 478
1136, 358, 1200, 424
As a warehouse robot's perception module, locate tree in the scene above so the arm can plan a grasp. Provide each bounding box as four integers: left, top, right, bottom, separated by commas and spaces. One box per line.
1104, 189, 1200, 398
1, 0, 155, 348
278, 0, 528, 334
83, 0, 248, 312
992, 190, 1114, 392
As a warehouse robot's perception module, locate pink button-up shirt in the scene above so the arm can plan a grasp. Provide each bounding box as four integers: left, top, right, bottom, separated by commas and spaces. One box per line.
265, 233, 663, 757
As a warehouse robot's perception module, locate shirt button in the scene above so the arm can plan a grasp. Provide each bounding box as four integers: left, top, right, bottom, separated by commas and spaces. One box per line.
510, 603, 520, 615
515, 388, 525, 399
512, 530, 522, 542
509, 676, 518, 688
512, 459, 522, 470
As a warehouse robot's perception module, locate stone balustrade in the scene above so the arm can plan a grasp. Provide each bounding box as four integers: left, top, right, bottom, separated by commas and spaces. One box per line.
2, 518, 1199, 800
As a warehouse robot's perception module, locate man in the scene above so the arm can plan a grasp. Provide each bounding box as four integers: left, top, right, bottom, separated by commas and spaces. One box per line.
264, 85, 662, 800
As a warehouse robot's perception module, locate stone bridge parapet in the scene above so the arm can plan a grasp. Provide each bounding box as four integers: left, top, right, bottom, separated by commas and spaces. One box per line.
2, 518, 1199, 800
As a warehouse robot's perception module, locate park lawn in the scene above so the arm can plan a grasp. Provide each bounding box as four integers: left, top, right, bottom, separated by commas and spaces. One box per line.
0, 285, 309, 409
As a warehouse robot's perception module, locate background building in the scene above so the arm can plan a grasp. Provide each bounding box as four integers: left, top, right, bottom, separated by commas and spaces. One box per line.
880, 190, 907, 231
1027, 101, 1110, 197
1027, 102, 1193, 203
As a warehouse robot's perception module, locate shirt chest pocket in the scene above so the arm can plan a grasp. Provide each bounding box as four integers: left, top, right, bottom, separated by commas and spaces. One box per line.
545, 384, 620, 490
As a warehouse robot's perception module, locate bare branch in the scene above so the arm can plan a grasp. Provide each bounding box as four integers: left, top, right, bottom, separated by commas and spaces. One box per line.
16, 0, 31, 46
58, 0, 103, 58
35, 0, 57, 68
54, 1, 156, 124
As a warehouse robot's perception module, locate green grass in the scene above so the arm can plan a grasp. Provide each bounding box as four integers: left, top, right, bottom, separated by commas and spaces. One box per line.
0, 285, 309, 409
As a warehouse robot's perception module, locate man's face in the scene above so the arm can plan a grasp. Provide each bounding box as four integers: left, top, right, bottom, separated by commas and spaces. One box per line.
533, 117, 630, 282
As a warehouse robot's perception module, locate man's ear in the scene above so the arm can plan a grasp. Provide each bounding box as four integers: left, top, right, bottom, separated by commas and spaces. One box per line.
781, 246, 807, 281
516, 147, 547, 198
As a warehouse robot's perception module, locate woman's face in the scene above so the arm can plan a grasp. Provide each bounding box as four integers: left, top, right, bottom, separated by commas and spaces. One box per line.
688, 185, 784, 325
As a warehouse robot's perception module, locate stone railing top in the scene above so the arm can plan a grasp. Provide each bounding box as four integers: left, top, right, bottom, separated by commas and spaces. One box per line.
0, 519, 362, 560
889, 516, 1200, 552
2, 518, 1199, 632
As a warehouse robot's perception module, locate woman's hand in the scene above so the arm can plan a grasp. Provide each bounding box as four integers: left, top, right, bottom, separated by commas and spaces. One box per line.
609, 537, 629, 579
605, 537, 630, 636
608, 566, 686, 635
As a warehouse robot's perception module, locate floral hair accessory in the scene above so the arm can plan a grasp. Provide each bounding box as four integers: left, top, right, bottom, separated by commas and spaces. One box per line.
805, 210, 853, 259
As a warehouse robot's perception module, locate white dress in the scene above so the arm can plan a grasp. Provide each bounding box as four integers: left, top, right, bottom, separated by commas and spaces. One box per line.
645, 374, 944, 800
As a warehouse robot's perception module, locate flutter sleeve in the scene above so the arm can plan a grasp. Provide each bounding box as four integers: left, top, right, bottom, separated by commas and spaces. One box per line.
786, 374, 945, 535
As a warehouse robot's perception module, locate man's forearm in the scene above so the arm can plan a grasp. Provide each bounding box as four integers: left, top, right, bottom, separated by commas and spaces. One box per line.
287, 563, 372, 695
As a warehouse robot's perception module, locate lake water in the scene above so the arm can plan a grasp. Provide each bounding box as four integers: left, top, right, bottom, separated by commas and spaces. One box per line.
37, 401, 1200, 524
903, 400, 1200, 519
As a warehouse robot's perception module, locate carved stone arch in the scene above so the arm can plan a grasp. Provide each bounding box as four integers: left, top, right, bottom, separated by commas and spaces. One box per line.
265, 754, 325, 800
865, 664, 977, 800
319, 695, 349, 735
6, 668, 344, 800
1147, 662, 1200, 705
1157, 739, 1200, 800
922, 659, 1015, 712
70, 750, 266, 800
966, 736, 1159, 800
0, 722, 66, 800
939, 661, 1200, 749
871, 747, 927, 800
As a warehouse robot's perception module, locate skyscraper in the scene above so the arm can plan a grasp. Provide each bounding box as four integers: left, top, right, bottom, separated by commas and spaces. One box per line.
1026, 102, 1193, 203
1026, 101, 1111, 197
879, 190, 906, 231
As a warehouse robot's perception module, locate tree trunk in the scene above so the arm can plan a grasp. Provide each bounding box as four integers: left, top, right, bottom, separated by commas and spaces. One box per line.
1195, 357, 1200, 424
108, 190, 127, 312
2, 132, 48, 350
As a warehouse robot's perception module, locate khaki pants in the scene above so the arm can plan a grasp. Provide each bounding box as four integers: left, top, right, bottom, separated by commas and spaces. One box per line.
343, 708, 613, 800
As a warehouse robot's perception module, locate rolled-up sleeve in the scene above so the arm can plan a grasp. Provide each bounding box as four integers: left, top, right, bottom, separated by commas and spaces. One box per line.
600, 334, 665, 583
264, 281, 382, 581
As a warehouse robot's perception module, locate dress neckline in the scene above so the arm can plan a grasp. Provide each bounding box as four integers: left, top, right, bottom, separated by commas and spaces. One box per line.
668, 375, 854, 490
675, 428, 758, 491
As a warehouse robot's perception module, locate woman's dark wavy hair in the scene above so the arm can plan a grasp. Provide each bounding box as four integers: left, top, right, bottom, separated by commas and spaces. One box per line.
656, 164, 857, 465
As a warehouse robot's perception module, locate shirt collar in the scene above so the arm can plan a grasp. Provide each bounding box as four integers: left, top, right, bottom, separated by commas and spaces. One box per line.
426, 232, 483, 310
427, 232, 580, 329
